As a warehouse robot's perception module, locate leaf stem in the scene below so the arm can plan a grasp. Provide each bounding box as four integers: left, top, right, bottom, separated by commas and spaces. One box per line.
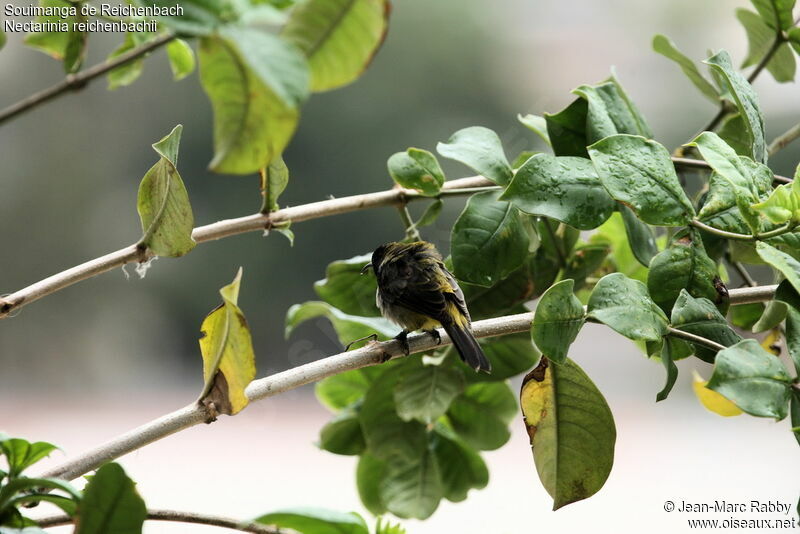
395, 197, 421, 241
542, 218, 567, 268
690, 219, 796, 241
671, 156, 791, 184
0, 33, 174, 126
768, 122, 800, 156
726, 254, 759, 288
36, 509, 282, 533
666, 326, 727, 353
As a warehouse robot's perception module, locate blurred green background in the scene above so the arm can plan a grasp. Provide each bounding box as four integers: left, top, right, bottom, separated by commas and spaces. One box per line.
0, 0, 798, 392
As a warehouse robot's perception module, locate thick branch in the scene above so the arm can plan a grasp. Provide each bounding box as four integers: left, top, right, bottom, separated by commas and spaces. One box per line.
37, 509, 281, 533
37, 286, 773, 482
0, 176, 491, 319
0, 33, 174, 126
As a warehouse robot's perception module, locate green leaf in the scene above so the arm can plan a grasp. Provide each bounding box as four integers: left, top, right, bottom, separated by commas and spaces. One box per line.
753, 178, 800, 224
704, 50, 767, 163
520, 358, 616, 510
380, 446, 443, 520
431, 425, 488, 502
750, 0, 796, 30
285, 301, 396, 346
590, 213, 649, 282
198, 268, 256, 415
394, 360, 465, 424
730, 302, 766, 330
356, 453, 387, 516
587, 273, 669, 342
670, 290, 742, 362
437, 127, 513, 185
791, 389, 800, 446
374, 518, 406, 534
776, 281, 800, 375
717, 114, 755, 157
0, 438, 58, 478
359, 370, 427, 461
646, 229, 720, 313
75, 463, 146, 534
619, 205, 658, 267
313, 254, 379, 317
737, 8, 796, 83
790, 28, 800, 55
132, 0, 226, 35
532, 280, 585, 364
502, 154, 614, 230
544, 98, 589, 157
261, 155, 290, 213
651, 35, 719, 102
199, 35, 298, 174
517, 114, 551, 146
316, 368, 378, 412
707, 339, 792, 419
107, 33, 148, 90
24, 0, 87, 73
563, 244, 610, 291
221, 27, 309, 109
473, 333, 540, 381
136, 124, 196, 257
588, 134, 695, 226
256, 508, 368, 534
451, 191, 529, 287
387, 149, 445, 196
446, 382, 517, 450
0, 27, 5, 51
574, 79, 652, 143
756, 242, 800, 294
166, 38, 196, 81
282, 0, 389, 92
415, 200, 443, 228
319, 406, 366, 456
657, 337, 686, 402
751, 299, 788, 332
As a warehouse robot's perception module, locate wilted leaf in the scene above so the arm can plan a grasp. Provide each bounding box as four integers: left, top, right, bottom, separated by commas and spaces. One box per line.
198, 268, 257, 415
137, 124, 196, 257
520, 358, 616, 510
692, 370, 743, 417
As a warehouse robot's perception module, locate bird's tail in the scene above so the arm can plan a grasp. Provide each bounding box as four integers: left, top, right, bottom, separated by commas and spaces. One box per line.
442, 322, 492, 373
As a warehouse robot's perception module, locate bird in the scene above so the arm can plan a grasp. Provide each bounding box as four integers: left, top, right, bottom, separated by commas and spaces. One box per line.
361, 240, 492, 373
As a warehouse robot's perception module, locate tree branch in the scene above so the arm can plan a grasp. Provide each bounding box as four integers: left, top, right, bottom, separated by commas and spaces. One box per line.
0, 33, 174, 126
672, 156, 791, 185
36, 285, 774, 483
768, 122, 800, 156
0, 176, 491, 319
36, 509, 282, 533
667, 326, 727, 352
689, 219, 796, 241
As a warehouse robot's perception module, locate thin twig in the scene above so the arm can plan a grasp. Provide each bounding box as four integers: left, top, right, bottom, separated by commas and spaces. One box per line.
726, 255, 759, 288
667, 326, 727, 353
689, 219, 795, 241
36, 284, 774, 483
36, 509, 282, 533
671, 156, 791, 184
0, 176, 492, 319
395, 194, 421, 241
0, 33, 174, 126
768, 122, 800, 156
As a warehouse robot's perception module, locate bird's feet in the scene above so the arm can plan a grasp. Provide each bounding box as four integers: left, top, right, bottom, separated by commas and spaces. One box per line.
345, 333, 379, 351
394, 330, 410, 356
424, 329, 441, 345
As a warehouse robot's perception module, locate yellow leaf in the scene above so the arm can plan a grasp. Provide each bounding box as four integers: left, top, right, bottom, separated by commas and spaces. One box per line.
692, 370, 742, 417
198, 268, 256, 415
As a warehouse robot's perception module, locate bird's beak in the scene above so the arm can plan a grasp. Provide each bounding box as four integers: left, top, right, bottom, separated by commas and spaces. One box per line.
360, 263, 372, 275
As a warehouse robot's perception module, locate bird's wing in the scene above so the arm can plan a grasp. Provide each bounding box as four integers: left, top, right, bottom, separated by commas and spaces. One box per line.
379, 258, 449, 320
441, 263, 471, 322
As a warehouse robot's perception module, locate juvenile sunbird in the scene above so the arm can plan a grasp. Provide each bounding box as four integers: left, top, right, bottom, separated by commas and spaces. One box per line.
362, 241, 492, 373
